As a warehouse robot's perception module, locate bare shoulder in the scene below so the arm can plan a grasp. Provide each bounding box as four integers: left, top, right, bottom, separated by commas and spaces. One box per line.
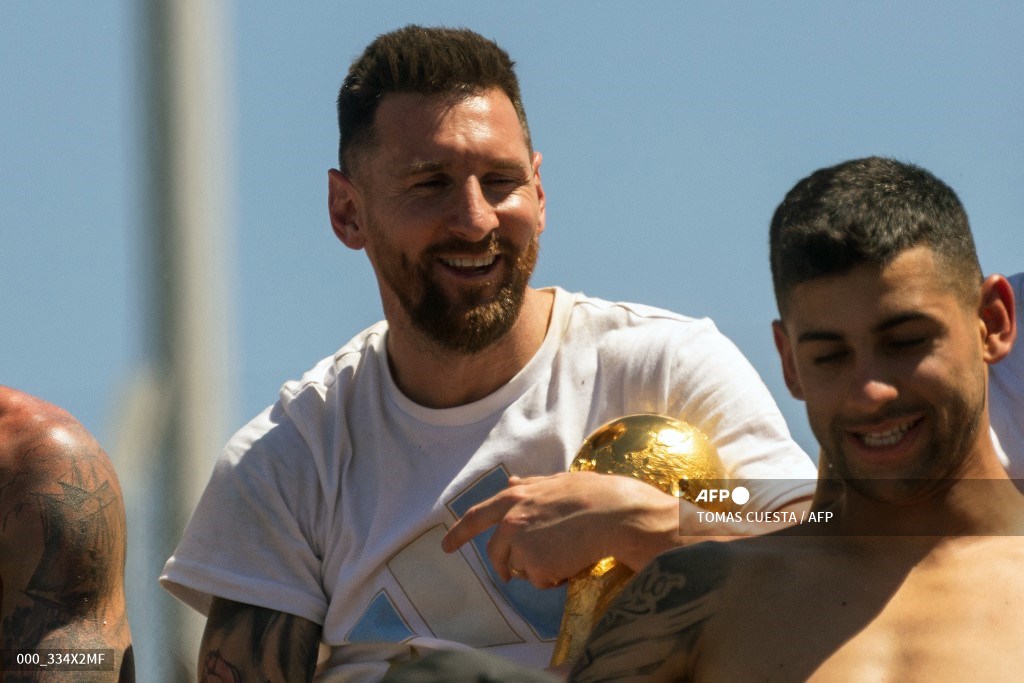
570, 540, 733, 682
0, 387, 124, 542
0, 386, 133, 680
0, 386, 112, 473
200, 597, 321, 681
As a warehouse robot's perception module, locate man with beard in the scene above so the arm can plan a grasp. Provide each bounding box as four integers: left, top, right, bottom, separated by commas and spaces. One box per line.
812, 266, 1024, 507
160, 26, 816, 681
0, 386, 134, 681
570, 156, 1024, 681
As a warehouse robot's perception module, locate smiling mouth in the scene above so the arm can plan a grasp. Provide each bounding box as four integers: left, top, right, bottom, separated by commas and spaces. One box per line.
857, 418, 921, 448
440, 253, 497, 270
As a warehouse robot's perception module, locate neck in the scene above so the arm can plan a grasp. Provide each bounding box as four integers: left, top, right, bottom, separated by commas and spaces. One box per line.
384, 287, 554, 408
830, 435, 1024, 537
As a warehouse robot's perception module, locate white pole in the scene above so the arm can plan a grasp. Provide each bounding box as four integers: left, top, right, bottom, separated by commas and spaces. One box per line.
119, 0, 235, 678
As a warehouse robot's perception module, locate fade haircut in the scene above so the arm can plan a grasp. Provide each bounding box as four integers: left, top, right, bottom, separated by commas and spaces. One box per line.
769, 156, 982, 316
336, 25, 531, 173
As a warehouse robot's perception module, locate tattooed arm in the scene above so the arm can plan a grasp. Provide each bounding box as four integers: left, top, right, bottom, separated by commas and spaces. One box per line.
569, 541, 731, 682
199, 597, 321, 682
0, 387, 133, 681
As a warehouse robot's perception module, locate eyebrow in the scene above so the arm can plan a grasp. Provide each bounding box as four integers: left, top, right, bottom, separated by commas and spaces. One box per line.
395, 161, 444, 178
872, 312, 936, 334
395, 157, 530, 179
796, 312, 937, 344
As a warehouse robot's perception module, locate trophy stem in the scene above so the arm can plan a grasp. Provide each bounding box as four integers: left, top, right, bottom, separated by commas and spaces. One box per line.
549, 414, 724, 668
550, 558, 634, 666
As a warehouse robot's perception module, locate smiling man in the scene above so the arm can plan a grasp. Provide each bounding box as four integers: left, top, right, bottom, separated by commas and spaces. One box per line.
159, 26, 815, 681
571, 157, 1024, 681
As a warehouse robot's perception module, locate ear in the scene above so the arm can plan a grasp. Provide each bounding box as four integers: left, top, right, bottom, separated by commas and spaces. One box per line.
328, 169, 366, 250
772, 319, 805, 400
531, 151, 546, 235
978, 274, 1017, 364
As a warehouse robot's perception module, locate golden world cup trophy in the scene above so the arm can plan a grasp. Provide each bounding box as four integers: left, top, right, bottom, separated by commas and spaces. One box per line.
549, 413, 729, 667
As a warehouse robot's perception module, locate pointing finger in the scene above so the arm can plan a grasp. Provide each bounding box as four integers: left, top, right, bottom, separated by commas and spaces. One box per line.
442, 492, 516, 553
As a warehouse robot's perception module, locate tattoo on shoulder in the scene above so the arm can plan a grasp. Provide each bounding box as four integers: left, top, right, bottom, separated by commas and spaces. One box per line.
1, 437, 128, 652
570, 542, 732, 682
202, 600, 320, 682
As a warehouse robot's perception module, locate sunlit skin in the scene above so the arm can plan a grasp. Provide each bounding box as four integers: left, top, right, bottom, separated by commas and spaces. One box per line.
327, 89, 749, 588
0, 387, 134, 681
570, 250, 1022, 682
328, 89, 550, 409
772, 246, 1017, 530
193, 90, 557, 681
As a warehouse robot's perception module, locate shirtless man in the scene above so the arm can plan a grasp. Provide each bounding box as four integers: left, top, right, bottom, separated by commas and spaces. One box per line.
0, 387, 133, 681
570, 157, 1024, 681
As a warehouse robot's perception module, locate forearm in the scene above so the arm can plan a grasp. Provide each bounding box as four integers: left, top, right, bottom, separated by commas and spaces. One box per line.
679, 495, 813, 541
608, 486, 685, 572
200, 598, 320, 682
614, 491, 814, 571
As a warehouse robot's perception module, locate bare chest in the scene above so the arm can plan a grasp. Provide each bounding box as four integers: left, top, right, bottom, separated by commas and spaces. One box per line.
693, 542, 1024, 682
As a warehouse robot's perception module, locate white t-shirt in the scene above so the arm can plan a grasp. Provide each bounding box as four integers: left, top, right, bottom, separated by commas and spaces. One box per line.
991, 271, 1024, 481
161, 287, 815, 680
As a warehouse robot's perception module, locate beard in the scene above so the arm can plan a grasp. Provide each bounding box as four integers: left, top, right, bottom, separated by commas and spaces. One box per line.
373, 230, 539, 354
819, 368, 986, 504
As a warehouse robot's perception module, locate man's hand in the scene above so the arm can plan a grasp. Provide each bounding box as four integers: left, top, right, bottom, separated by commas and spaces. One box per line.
441, 471, 681, 588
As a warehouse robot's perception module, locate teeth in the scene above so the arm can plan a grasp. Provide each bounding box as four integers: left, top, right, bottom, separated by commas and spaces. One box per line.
442, 254, 495, 268
860, 421, 914, 447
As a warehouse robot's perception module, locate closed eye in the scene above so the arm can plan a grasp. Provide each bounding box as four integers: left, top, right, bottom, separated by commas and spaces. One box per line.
813, 350, 849, 366
414, 176, 449, 189
888, 336, 931, 354
891, 336, 926, 348
483, 175, 524, 191
479, 176, 525, 203
484, 174, 520, 185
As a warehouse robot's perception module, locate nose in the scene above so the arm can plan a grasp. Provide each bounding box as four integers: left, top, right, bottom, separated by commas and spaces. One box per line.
847, 357, 899, 412
449, 177, 499, 240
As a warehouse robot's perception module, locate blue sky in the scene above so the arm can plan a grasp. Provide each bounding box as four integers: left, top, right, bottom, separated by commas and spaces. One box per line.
3, 0, 1023, 674
5, 2, 1023, 461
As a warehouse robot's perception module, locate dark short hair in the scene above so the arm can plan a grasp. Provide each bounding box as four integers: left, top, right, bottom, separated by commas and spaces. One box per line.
337, 25, 531, 173
769, 156, 982, 314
